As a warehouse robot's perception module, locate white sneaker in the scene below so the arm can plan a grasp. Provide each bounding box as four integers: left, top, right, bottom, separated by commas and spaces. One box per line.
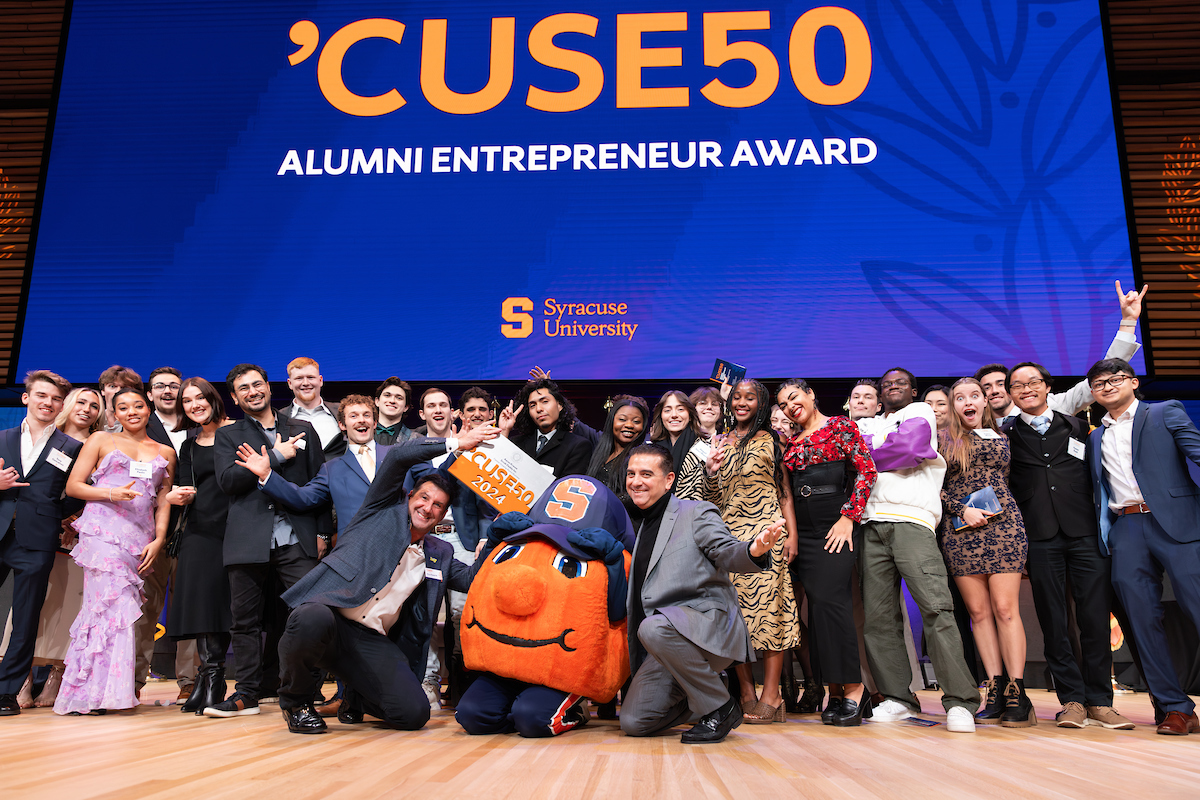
946, 706, 976, 733
871, 699, 913, 722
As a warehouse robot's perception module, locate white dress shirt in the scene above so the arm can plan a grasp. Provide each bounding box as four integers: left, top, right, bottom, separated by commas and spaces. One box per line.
1100, 399, 1145, 512
289, 401, 342, 449
155, 411, 188, 454
353, 440, 377, 482
339, 542, 427, 635
20, 418, 54, 476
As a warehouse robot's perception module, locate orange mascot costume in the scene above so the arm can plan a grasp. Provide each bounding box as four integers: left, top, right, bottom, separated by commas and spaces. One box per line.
456, 476, 634, 737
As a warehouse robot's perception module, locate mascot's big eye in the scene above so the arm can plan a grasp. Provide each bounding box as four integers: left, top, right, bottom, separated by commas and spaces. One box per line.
552, 553, 588, 579
493, 544, 524, 564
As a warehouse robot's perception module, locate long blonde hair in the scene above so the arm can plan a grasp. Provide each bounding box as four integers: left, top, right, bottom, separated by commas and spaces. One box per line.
55, 387, 105, 439
937, 377, 999, 476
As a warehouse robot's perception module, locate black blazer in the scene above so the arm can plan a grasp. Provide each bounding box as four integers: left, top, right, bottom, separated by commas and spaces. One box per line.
0, 425, 84, 551
1002, 412, 1096, 541
214, 414, 331, 566
277, 401, 347, 459
283, 440, 472, 678
511, 429, 593, 478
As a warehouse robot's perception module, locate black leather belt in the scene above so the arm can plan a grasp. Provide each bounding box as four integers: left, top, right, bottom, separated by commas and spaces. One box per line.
795, 485, 840, 498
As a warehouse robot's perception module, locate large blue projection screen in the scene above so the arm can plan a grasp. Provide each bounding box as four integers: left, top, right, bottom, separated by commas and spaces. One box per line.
19, 1, 1136, 382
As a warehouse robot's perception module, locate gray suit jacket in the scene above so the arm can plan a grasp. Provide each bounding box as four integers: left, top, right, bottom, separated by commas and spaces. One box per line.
282, 439, 472, 678
626, 495, 765, 674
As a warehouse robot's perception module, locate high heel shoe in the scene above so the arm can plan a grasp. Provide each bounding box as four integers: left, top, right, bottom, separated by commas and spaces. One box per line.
33, 665, 64, 708
16, 674, 35, 709
797, 679, 825, 714
181, 668, 210, 714
830, 690, 872, 727
820, 696, 843, 725
744, 699, 786, 724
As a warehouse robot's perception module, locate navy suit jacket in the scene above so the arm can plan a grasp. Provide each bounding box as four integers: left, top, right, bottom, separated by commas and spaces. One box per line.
1088, 400, 1200, 555
0, 425, 84, 551
259, 444, 392, 534
283, 440, 473, 678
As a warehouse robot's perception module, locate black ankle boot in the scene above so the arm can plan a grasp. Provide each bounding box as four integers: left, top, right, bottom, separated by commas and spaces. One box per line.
999, 677, 1036, 727
781, 659, 800, 713
975, 676, 1004, 724
797, 679, 825, 715
181, 669, 209, 714
196, 667, 227, 716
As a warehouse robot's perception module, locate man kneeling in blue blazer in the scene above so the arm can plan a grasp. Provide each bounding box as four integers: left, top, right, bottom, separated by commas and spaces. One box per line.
272, 424, 498, 734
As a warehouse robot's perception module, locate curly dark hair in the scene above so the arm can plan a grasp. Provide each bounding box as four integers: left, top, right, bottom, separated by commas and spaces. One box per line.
511, 378, 578, 438
723, 379, 787, 499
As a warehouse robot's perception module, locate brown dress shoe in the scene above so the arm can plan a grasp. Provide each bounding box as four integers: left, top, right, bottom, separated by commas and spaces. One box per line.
1156, 711, 1200, 735
315, 697, 343, 718
177, 685, 194, 703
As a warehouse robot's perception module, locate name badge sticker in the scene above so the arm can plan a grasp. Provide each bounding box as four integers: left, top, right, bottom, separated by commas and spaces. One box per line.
295, 438, 306, 450
972, 428, 1001, 440
46, 448, 72, 472
1068, 439, 1086, 460
424, 567, 442, 581
129, 461, 153, 479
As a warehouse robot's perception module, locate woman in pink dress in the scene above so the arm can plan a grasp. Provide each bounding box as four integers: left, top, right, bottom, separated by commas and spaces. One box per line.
55, 388, 176, 715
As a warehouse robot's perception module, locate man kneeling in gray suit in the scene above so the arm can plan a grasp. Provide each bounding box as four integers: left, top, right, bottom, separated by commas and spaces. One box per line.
620, 443, 782, 743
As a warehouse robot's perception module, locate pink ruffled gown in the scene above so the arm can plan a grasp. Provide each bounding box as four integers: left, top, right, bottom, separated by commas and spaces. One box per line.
54, 449, 167, 715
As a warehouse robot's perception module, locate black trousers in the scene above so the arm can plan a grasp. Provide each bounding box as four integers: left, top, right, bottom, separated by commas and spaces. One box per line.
278, 603, 430, 730
790, 494, 862, 685
0, 526, 55, 694
1026, 530, 1113, 706
226, 543, 316, 699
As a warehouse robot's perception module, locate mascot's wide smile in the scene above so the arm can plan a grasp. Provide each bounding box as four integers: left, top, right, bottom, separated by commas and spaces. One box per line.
466, 610, 576, 651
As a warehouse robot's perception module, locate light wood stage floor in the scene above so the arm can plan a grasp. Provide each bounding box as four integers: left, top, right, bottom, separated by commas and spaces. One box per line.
2, 683, 1196, 799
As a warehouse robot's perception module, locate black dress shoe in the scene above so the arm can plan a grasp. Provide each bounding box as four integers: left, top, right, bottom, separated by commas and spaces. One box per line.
282, 703, 328, 734
820, 696, 843, 725
0, 694, 20, 716
337, 693, 364, 725
681, 697, 742, 744
830, 690, 872, 727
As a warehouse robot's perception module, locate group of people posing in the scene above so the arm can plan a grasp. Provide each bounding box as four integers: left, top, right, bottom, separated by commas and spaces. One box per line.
1, 281, 1199, 741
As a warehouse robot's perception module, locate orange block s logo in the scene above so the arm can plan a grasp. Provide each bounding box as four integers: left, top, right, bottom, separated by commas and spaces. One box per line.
501, 297, 533, 339
543, 478, 596, 523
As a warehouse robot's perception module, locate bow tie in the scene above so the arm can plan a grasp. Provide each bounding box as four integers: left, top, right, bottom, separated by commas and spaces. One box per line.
376, 424, 397, 437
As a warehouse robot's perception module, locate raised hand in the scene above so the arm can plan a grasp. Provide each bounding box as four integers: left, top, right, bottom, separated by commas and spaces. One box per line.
235, 443, 273, 481
529, 366, 551, 381
457, 423, 500, 452
497, 401, 520, 437
1116, 280, 1149, 321
751, 518, 785, 557
275, 432, 305, 461
705, 436, 727, 476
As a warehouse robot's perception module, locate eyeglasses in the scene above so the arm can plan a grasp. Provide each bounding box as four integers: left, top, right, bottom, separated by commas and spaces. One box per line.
151, 382, 181, 392
1089, 375, 1131, 391
1008, 378, 1046, 393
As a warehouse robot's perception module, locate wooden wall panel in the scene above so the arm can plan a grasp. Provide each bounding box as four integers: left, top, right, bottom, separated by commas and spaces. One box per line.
1109, 1, 1200, 375
0, 0, 62, 385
